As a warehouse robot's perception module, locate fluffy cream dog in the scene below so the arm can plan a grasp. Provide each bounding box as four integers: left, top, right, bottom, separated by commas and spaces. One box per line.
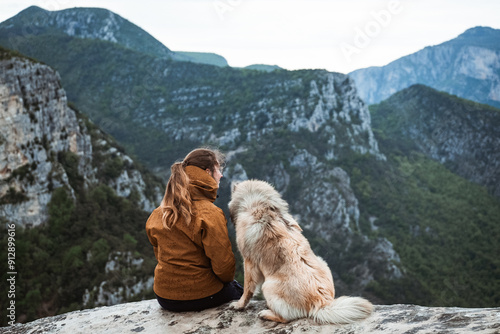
228, 179, 373, 324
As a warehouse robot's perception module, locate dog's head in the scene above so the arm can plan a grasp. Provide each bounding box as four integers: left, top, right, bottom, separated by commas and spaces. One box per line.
228, 179, 302, 231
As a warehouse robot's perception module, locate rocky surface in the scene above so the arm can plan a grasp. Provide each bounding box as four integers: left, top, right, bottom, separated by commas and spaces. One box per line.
156, 71, 384, 163
349, 27, 500, 109
0, 56, 93, 226
0, 55, 162, 227
1, 300, 499, 334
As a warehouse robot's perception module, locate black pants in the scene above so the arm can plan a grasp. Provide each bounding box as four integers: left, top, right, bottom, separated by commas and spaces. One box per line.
155, 280, 243, 312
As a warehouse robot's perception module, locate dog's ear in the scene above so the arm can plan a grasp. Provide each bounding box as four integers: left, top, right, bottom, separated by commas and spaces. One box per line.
281, 213, 303, 232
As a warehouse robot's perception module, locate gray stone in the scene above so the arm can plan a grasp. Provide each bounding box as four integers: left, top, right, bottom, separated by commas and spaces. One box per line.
0, 57, 162, 228
1, 300, 498, 334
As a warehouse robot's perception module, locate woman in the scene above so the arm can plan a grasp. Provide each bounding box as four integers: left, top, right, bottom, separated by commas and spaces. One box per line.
146, 148, 242, 312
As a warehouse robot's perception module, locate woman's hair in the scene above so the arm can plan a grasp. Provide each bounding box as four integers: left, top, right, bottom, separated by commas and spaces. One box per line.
160, 148, 225, 229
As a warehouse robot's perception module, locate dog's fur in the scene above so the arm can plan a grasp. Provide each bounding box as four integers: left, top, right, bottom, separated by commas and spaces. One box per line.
228, 180, 373, 324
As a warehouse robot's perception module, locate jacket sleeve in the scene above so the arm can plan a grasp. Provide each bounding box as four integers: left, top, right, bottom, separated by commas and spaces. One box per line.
201, 208, 236, 283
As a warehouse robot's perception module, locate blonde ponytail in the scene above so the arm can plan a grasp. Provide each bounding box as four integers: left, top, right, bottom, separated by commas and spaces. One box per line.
160, 162, 193, 229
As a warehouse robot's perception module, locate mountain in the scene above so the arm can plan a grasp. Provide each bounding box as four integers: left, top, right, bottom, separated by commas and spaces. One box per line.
349, 27, 500, 108
174, 51, 229, 67
0, 5, 223, 66
0, 46, 162, 226
0, 27, 385, 172
0, 46, 164, 324
370, 84, 500, 197
361, 86, 500, 307
1, 7, 500, 324
244, 64, 282, 72
0, 6, 177, 60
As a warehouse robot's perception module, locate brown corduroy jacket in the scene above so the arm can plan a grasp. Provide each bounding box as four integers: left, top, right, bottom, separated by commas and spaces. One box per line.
145, 165, 236, 300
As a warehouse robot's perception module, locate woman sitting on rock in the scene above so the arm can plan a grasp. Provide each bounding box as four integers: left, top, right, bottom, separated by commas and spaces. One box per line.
146, 148, 242, 312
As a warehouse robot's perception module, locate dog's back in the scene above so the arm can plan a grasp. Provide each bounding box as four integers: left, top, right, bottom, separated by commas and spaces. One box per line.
229, 180, 373, 324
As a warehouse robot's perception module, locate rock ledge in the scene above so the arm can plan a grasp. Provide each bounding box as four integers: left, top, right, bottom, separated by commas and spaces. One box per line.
1, 300, 499, 334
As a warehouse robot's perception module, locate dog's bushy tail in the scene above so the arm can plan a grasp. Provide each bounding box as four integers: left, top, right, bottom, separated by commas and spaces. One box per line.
311, 296, 373, 324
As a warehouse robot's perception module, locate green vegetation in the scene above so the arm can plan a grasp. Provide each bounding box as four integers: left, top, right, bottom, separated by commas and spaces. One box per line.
0, 44, 41, 63
0, 183, 155, 325
370, 84, 500, 197
337, 151, 500, 307
0, 6, 174, 60
8, 164, 35, 184
243, 64, 282, 72
174, 51, 228, 67
0, 73, 162, 326
58, 151, 84, 192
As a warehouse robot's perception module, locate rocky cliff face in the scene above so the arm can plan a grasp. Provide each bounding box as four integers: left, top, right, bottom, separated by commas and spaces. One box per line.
160, 71, 384, 162
0, 49, 164, 321
0, 55, 92, 226
0, 50, 162, 226
370, 84, 500, 197
349, 27, 500, 109
2, 299, 499, 334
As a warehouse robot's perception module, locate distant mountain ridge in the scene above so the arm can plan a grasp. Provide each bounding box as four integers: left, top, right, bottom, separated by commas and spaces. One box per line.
243, 64, 282, 72
0, 6, 283, 71
443, 26, 500, 50
370, 84, 500, 197
174, 51, 229, 67
0, 6, 177, 59
349, 26, 500, 108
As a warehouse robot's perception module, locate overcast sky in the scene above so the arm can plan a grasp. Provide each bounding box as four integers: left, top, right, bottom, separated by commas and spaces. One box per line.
1, 0, 499, 74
